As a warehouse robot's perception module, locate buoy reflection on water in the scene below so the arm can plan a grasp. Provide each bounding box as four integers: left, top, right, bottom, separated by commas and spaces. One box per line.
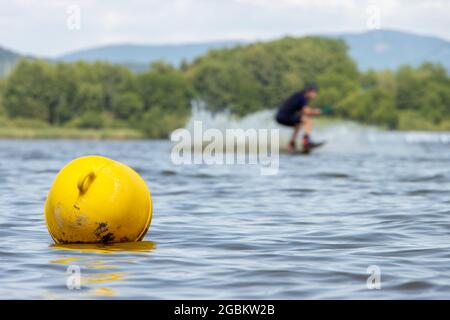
49, 241, 156, 297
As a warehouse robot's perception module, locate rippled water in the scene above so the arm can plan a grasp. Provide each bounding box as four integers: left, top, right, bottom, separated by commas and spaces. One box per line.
0, 126, 450, 299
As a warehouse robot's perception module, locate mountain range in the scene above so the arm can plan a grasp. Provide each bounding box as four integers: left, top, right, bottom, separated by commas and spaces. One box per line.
331, 30, 450, 71
59, 41, 241, 67
1, 30, 449, 76
0, 46, 21, 75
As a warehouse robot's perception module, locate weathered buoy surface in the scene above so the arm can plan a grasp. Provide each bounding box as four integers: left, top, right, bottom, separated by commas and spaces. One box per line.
45, 156, 152, 244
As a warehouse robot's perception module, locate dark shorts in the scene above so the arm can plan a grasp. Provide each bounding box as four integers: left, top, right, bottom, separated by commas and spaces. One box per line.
276, 112, 301, 127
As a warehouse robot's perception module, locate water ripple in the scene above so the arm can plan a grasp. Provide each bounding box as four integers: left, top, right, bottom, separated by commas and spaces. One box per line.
0, 138, 450, 299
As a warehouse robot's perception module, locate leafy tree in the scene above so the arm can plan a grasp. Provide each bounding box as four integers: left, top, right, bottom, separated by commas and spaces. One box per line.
66, 111, 106, 129
3, 60, 58, 122
137, 106, 188, 138
187, 37, 359, 116
73, 83, 104, 114
137, 62, 192, 114
111, 92, 144, 120
0, 79, 5, 117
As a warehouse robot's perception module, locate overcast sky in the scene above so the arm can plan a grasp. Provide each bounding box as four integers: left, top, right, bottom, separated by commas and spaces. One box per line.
1, 0, 449, 57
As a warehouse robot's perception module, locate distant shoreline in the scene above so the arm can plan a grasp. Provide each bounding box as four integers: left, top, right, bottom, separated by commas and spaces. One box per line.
0, 126, 144, 140
0, 118, 449, 140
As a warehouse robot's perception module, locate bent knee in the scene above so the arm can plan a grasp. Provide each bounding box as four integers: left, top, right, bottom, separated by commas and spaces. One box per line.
302, 115, 313, 123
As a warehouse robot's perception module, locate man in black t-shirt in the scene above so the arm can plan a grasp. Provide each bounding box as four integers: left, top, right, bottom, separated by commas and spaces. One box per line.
276, 83, 321, 152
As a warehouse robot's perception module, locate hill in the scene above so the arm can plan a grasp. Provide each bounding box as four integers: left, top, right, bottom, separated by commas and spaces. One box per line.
0, 46, 22, 76
59, 41, 241, 70
333, 30, 450, 71
57, 30, 450, 72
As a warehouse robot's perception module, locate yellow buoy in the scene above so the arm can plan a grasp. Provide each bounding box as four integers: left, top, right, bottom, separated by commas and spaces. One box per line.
45, 156, 152, 244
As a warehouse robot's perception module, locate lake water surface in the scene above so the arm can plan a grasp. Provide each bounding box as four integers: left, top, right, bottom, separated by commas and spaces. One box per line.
0, 125, 450, 299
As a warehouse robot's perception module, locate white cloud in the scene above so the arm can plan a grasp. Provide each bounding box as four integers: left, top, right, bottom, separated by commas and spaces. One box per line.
0, 0, 449, 56
237, 0, 356, 8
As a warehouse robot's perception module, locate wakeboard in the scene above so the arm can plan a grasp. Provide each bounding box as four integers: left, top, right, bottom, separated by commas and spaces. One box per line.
291, 141, 326, 155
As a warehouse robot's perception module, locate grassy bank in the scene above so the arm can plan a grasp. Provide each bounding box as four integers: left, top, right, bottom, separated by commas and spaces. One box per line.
0, 127, 144, 139
396, 111, 450, 131
0, 117, 143, 139
1, 115, 449, 140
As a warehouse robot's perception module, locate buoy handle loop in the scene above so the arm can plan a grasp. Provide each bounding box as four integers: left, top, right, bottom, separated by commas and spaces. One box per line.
77, 171, 96, 194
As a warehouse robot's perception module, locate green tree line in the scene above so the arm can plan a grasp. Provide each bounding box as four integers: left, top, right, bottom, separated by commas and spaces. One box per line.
0, 60, 193, 138
187, 37, 450, 130
1, 36, 449, 138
